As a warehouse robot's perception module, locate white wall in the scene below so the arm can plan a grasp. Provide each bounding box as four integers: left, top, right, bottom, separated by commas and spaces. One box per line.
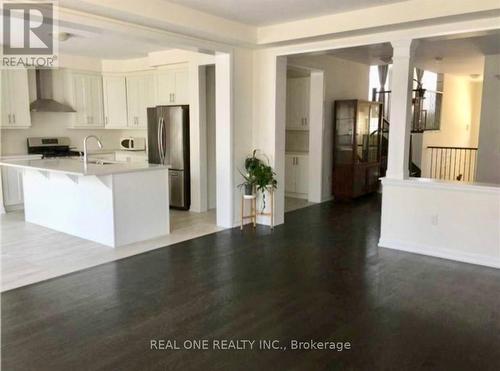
477, 54, 500, 184
252, 51, 286, 225
420, 74, 483, 178
379, 178, 500, 269
0, 113, 145, 155
287, 55, 370, 200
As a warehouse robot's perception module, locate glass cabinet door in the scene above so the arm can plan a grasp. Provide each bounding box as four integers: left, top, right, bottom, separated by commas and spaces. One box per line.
368, 103, 380, 162
335, 101, 355, 165
356, 102, 370, 163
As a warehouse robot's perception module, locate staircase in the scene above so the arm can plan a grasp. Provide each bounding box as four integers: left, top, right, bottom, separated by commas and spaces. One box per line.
375, 86, 437, 178
379, 117, 422, 178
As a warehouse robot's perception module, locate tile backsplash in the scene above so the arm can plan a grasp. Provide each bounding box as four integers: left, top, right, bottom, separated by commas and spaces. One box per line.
285, 130, 309, 153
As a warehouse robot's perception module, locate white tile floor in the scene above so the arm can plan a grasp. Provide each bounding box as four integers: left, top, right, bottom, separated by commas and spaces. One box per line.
0, 209, 222, 291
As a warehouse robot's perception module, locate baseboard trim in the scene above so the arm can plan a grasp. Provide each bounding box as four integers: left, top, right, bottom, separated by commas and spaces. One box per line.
379, 238, 500, 269
285, 192, 308, 200
5, 204, 24, 212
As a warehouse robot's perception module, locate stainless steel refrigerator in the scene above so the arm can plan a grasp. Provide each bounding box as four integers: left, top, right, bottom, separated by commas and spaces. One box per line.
147, 105, 190, 210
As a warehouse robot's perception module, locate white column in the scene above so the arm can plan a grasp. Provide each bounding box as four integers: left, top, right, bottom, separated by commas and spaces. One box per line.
386, 39, 418, 179
189, 63, 208, 212
273, 56, 287, 226
215, 52, 234, 228
308, 71, 325, 203
476, 54, 500, 184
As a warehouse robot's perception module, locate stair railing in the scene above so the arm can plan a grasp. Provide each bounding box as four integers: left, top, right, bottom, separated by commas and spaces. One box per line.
427, 146, 478, 182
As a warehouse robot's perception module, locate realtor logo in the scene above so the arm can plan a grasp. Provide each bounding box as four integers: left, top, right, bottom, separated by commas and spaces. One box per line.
2, 1, 59, 68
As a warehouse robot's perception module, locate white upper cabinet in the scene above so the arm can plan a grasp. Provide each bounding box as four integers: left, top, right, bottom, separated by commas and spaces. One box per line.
69, 72, 104, 128
126, 73, 157, 129
0, 69, 31, 129
102, 75, 128, 129
156, 65, 189, 105
286, 77, 310, 131
173, 68, 189, 105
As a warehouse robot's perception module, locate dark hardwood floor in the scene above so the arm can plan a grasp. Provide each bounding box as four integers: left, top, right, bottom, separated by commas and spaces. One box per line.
2, 195, 500, 370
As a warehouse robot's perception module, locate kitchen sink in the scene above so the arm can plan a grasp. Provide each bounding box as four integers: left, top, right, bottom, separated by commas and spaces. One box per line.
69, 157, 124, 166
86, 159, 123, 165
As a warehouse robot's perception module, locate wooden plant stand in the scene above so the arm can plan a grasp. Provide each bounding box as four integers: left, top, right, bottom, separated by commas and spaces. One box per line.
240, 188, 274, 230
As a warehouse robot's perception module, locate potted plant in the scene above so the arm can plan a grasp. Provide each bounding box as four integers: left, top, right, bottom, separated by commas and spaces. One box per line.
253, 159, 277, 211
238, 171, 256, 196
238, 150, 277, 208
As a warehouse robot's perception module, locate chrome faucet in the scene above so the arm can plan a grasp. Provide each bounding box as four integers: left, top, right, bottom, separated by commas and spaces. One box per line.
83, 135, 103, 166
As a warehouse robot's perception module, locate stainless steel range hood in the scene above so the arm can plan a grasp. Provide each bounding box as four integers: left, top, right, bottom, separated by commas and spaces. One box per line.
30, 70, 76, 112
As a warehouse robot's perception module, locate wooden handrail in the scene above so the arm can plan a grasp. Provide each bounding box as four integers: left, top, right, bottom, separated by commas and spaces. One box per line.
427, 146, 478, 150
428, 146, 478, 182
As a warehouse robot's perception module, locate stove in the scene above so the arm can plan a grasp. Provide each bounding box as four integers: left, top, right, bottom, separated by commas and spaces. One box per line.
27, 137, 81, 158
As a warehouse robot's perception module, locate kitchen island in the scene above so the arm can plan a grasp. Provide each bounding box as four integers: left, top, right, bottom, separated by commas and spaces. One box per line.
0, 158, 170, 247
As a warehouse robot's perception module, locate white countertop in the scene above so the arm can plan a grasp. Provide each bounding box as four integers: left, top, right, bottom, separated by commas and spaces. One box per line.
285, 151, 309, 156
71, 148, 147, 155
381, 177, 500, 193
0, 154, 43, 160
0, 158, 168, 176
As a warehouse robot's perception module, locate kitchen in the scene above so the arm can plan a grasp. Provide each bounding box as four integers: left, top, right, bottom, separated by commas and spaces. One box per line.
0, 34, 219, 290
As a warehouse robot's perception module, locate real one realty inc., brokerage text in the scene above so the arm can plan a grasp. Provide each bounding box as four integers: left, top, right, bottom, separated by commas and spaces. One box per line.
150, 339, 351, 352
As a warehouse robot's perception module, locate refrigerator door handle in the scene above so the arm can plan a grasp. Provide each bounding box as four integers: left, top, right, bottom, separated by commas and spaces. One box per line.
157, 117, 163, 164
160, 117, 166, 164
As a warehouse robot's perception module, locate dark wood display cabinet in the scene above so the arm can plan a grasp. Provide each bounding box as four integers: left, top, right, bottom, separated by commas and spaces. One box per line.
332, 99, 382, 199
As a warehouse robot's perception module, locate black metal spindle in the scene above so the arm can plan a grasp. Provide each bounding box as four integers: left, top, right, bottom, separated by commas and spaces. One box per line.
454, 149, 458, 180
439, 149, 443, 179
461, 150, 464, 179
467, 152, 472, 182
426, 146, 478, 182
430, 148, 434, 178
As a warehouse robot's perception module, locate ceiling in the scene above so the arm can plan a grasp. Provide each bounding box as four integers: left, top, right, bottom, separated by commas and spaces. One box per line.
321, 31, 500, 76
287, 66, 311, 78
56, 26, 166, 59
166, 0, 408, 26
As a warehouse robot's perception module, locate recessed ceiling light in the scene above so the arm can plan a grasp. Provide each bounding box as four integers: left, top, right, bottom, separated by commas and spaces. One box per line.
51, 32, 73, 42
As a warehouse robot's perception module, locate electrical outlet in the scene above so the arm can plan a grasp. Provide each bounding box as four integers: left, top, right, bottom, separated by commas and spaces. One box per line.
431, 214, 439, 226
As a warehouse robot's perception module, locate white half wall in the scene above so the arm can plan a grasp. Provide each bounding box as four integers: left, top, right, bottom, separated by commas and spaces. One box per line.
477, 54, 500, 184
379, 178, 500, 269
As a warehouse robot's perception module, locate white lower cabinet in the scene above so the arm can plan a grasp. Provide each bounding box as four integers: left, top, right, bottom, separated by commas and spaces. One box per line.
2, 167, 24, 208
1, 155, 42, 210
285, 153, 309, 196
114, 151, 148, 163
